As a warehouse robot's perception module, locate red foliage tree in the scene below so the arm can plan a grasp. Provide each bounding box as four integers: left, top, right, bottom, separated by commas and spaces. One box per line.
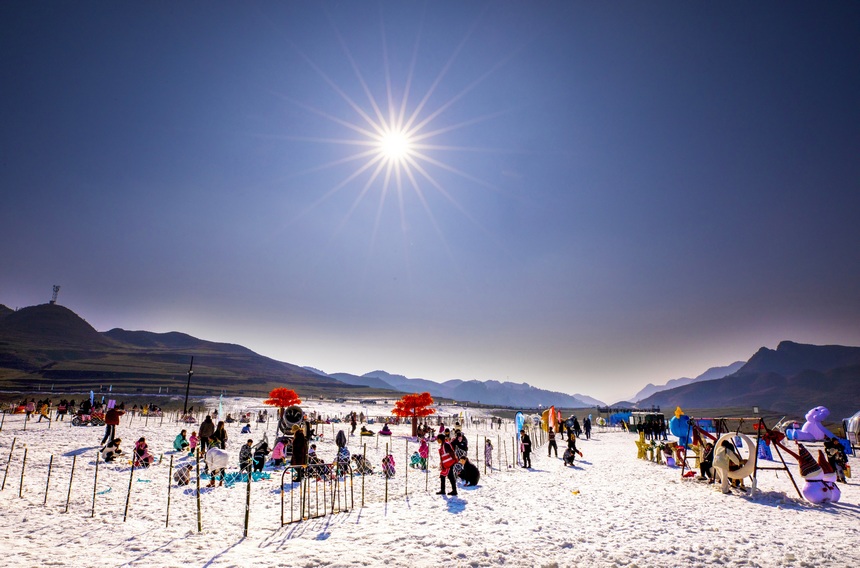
392, 392, 436, 437
264, 388, 302, 420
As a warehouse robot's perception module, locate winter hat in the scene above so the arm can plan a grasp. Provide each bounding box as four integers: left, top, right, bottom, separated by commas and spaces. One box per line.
817, 450, 835, 475
797, 444, 822, 478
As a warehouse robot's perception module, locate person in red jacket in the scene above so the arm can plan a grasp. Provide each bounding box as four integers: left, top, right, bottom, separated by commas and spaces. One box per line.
436, 434, 459, 496
100, 406, 125, 448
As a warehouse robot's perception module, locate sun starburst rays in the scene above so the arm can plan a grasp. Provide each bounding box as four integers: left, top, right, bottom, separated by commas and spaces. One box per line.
272, 7, 519, 267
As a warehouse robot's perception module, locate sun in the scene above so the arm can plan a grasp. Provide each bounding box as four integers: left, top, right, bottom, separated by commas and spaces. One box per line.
378, 128, 412, 163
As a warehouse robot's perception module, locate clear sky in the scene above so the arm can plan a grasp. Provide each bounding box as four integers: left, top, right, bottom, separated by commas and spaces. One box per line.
2, 2, 859, 404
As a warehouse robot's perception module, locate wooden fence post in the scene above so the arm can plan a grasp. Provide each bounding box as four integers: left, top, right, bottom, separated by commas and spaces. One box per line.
18, 448, 28, 498
2, 437, 16, 491
165, 455, 174, 528
91, 452, 100, 517
243, 469, 252, 536
123, 460, 136, 522
196, 448, 202, 532
44, 455, 53, 505
64, 455, 77, 513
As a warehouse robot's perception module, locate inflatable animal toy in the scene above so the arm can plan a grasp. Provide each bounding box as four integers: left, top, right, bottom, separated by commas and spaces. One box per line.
785, 406, 836, 442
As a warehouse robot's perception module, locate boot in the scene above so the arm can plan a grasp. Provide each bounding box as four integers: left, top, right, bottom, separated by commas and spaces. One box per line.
436, 477, 446, 495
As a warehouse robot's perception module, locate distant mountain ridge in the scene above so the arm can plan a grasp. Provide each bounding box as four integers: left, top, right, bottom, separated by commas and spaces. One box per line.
316, 369, 598, 408
0, 303, 600, 407
631, 361, 746, 402
0, 303, 378, 396
637, 341, 860, 420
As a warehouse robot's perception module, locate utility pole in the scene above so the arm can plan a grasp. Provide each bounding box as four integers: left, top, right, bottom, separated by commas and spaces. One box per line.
183, 357, 194, 415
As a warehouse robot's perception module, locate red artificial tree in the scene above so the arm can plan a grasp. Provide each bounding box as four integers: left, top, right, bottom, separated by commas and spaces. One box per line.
392, 392, 436, 437
264, 388, 302, 421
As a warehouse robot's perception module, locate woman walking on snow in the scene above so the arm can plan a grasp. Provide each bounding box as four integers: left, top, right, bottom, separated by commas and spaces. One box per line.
547, 427, 558, 458
484, 439, 493, 470
437, 434, 459, 496
520, 430, 532, 468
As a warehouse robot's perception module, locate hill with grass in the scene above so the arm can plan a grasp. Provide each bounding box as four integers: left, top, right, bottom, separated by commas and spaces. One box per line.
0, 303, 396, 398
636, 341, 860, 420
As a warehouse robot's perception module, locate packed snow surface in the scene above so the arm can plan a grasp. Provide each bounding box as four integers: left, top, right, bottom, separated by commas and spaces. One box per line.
0, 398, 857, 567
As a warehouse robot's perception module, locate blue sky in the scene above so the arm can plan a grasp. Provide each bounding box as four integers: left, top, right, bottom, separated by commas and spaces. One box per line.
2, 2, 859, 403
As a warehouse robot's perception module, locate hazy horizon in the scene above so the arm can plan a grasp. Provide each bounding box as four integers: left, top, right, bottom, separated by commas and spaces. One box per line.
3, 2, 859, 404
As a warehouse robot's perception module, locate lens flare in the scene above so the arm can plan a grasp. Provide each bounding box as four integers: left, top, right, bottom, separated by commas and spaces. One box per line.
379, 129, 411, 162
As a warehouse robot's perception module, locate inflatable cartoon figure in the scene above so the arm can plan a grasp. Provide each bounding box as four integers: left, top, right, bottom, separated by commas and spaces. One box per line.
796, 443, 840, 504
635, 431, 648, 460
785, 406, 836, 442
668, 407, 692, 447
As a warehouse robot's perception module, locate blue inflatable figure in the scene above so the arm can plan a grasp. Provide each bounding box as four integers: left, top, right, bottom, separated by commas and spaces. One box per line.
757, 438, 774, 461
668, 407, 692, 447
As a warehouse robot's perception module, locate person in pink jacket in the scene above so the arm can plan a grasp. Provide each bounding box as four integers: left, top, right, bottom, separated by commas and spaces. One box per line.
271, 439, 286, 466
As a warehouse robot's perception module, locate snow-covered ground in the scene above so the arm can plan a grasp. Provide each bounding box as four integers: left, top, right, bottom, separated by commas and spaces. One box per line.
0, 398, 857, 568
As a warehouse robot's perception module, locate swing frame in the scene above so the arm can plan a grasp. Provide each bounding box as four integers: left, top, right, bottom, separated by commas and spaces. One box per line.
679, 416, 802, 499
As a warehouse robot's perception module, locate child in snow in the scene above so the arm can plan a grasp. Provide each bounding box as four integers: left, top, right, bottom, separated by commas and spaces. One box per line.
239, 439, 254, 472
484, 439, 494, 470
174, 430, 190, 452
382, 454, 396, 478
188, 431, 199, 455
133, 437, 155, 468
102, 438, 123, 462
173, 463, 194, 486
563, 448, 576, 466
253, 441, 270, 473
457, 457, 480, 486
271, 439, 286, 467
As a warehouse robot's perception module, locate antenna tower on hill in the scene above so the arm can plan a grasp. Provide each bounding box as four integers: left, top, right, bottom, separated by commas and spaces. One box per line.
50, 285, 61, 305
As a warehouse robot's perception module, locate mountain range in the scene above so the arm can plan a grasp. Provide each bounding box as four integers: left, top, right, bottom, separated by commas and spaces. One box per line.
314, 369, 595, 408
0, 303, 362, 397
2, 302, 858, 418
630, 361, 747, 402
636, 341, 860, 421
0, 303, 594, 407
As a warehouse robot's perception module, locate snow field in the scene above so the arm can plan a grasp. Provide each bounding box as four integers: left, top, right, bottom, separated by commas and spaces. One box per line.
0, 400, 857, 567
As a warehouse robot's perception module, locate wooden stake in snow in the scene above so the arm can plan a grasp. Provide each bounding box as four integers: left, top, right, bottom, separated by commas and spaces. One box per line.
361, 444, 366, 508
19, 447, 28, 498
243, 467, 251, 537
165, 455, 173, 528
44, 454, 53, 505
64, 455, 76, 513
404, 439, 408, 497
0, 410, 6, 432
195, 448, 202, 532
2, 436, 16, 491
123, 459, 135, 522
91, 452, 100, 517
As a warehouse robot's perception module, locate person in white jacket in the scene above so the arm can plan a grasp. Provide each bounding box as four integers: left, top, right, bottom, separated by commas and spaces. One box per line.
713, 440, 742, 494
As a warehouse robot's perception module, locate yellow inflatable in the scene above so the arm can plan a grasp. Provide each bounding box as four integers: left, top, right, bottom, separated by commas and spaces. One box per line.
635, 431, 648, 460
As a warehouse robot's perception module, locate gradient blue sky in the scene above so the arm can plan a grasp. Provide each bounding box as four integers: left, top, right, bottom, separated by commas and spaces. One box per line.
2, 2, 859, 403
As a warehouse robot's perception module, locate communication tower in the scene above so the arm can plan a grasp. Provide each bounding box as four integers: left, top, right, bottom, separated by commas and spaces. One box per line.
50, 285, 61, 305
